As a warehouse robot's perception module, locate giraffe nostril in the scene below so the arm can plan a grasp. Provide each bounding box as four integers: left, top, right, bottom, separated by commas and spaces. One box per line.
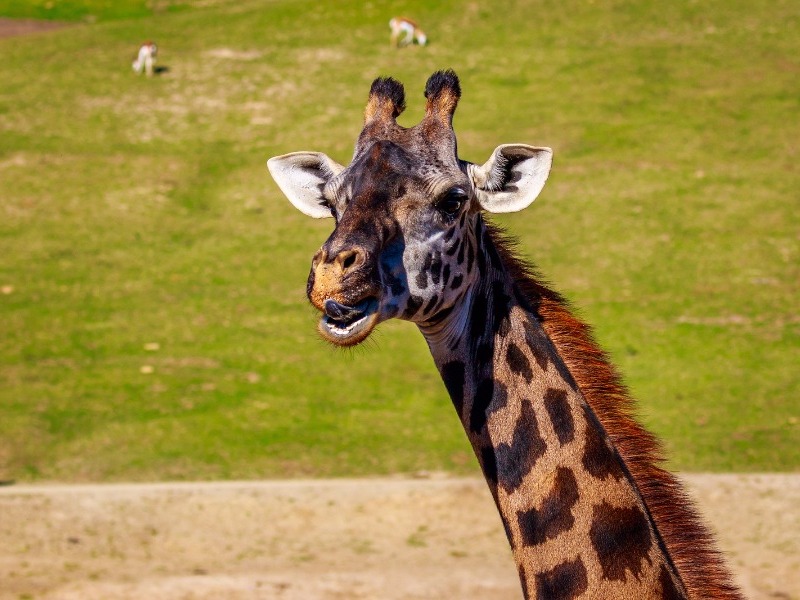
336, 249, 363, 273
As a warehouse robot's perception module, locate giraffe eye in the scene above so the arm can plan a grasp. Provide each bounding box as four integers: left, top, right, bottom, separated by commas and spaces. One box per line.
436, 188, 467, 216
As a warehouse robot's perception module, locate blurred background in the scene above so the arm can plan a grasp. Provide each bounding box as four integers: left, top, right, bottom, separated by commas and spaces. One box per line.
0, 0, 797, 483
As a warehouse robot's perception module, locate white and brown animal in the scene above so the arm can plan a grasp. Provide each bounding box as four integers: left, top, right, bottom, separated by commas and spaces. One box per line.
389, 17, 427, 47
132, 41, 157, 76
268, 71, 745, 599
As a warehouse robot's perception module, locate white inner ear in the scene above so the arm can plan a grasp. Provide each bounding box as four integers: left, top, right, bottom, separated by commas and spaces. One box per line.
267, 151, 344, 219
472, 144, 553, 214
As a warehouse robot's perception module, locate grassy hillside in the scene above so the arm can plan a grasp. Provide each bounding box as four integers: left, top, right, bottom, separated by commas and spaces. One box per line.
0, 0, 797, 481
0, 0, 192, 22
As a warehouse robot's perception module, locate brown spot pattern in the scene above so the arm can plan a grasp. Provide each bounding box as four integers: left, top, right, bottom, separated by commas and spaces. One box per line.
517, 467, 579, 546
523, 318, 550, 371
480, 445, 498, 485
589, 501, 653, 582
543, 388, 575, 445
534, 557, 588, 600
416, 253, 432, 289
581, 406, 625, 481
494, 398, 546, 493
491, 280, 512, 337
506, 342, 533, 382
440, 361, 465, 418
470, 377, 510, 434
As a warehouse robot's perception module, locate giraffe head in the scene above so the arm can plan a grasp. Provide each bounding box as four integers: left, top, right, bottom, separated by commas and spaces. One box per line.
268, 70, 552, 346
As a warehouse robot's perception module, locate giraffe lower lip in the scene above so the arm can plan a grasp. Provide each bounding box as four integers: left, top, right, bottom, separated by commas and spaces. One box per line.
319, 298, 379, 345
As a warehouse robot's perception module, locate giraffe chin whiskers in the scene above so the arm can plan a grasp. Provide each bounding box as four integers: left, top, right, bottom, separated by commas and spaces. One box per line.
317, 298, 380, 346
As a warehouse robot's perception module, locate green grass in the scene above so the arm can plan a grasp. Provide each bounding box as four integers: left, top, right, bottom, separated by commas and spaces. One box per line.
0, 0, 193, 22
0, 0, 797, 481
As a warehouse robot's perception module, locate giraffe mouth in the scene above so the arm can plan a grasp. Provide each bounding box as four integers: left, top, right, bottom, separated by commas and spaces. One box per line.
318, 297, 380, 346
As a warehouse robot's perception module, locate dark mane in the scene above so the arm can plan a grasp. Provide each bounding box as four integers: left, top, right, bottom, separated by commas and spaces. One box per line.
487, 222, 743, 600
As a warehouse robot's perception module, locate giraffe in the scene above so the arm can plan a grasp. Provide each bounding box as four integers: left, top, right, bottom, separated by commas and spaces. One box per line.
267, 70, 744, 599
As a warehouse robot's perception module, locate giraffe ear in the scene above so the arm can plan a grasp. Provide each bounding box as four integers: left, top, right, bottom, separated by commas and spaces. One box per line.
267, 151, 345, 219
471, 144, 553, 213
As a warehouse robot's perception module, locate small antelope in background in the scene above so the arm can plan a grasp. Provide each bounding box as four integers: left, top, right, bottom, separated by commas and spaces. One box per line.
132, 41, 158, 76
389, 17, 427, 47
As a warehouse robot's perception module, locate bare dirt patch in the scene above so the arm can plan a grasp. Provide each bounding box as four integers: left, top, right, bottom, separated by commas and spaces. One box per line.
0, 474, 797, 599
203, 48, 264, 61
0, 18, 70, 39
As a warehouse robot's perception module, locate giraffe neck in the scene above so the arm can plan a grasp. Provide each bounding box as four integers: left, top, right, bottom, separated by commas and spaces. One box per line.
418, 219, 741, 599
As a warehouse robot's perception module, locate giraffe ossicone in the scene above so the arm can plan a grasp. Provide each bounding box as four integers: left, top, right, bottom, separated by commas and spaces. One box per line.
268, 70, 744, 599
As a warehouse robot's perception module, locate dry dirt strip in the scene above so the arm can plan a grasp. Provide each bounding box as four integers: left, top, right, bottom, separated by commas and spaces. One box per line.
0, 474, 797, 600
0, 18, 69, 39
